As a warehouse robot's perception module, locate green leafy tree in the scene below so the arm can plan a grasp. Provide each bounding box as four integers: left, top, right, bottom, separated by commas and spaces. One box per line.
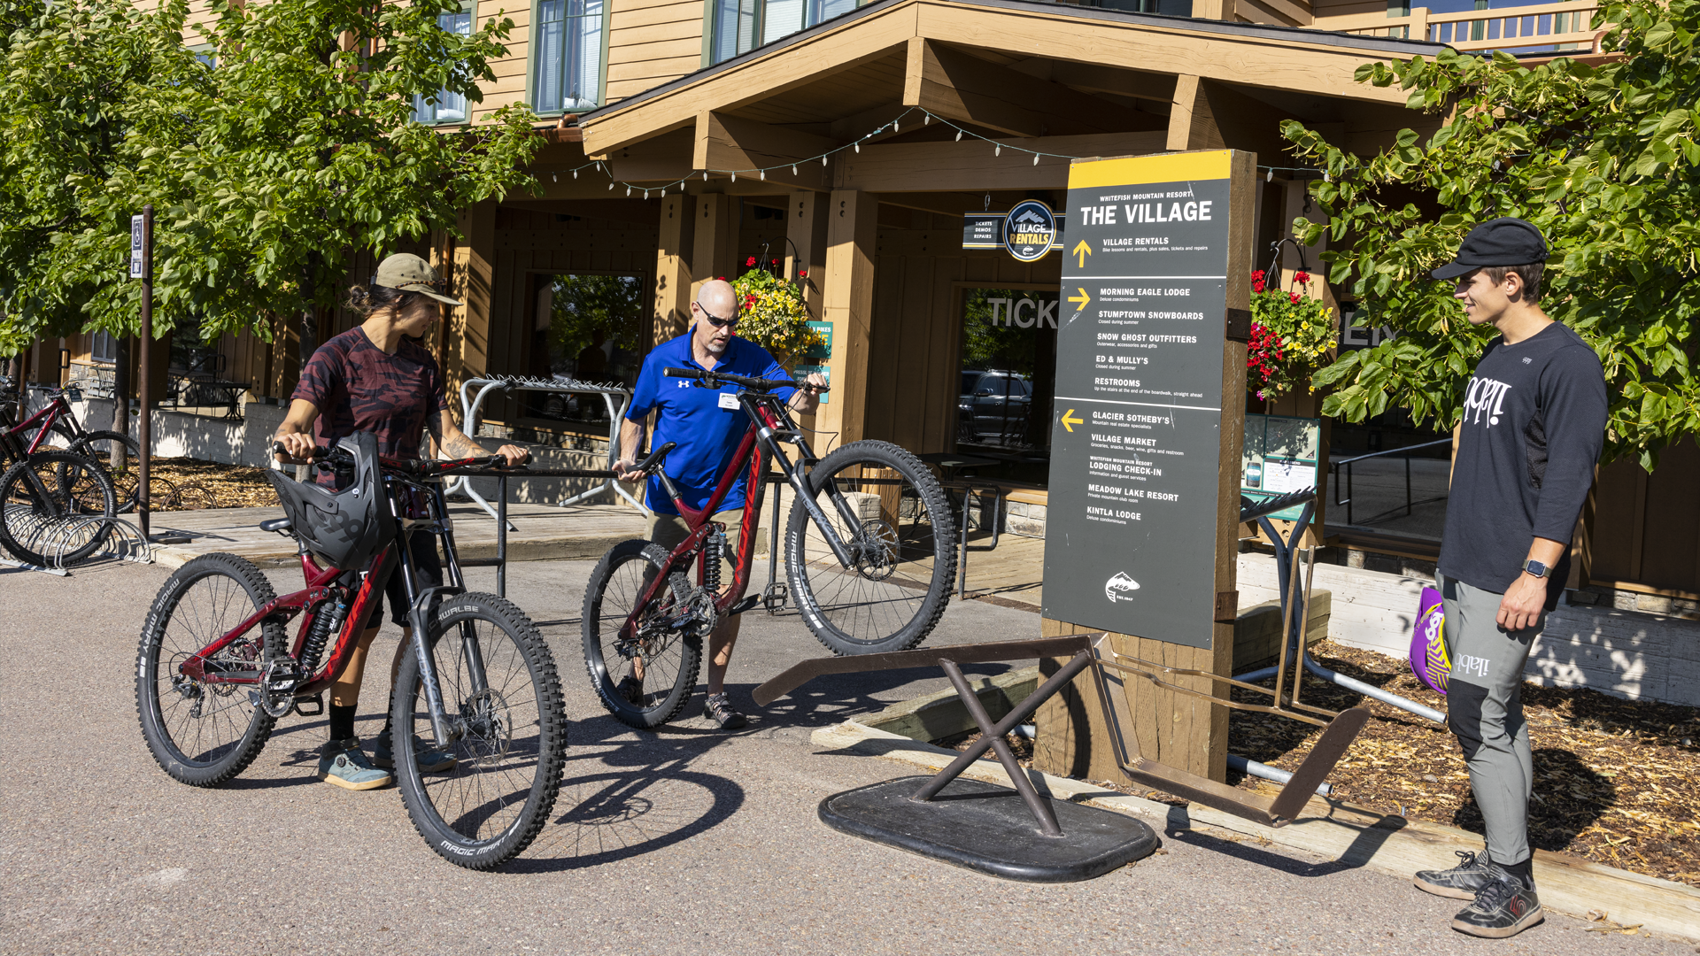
1283, 0, 1700, 469
0, 0, 541, 362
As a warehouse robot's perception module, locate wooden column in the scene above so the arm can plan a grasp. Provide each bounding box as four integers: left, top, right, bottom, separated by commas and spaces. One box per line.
818, 189, 877, 446
1034, 151, 1256, 785
654, 193, 696, 349
691, 192, 737, 302
785, 189, 829, 318
451, 201, 497, 391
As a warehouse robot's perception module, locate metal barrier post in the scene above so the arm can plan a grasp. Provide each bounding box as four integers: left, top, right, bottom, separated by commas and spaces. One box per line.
497, 473, 507, 599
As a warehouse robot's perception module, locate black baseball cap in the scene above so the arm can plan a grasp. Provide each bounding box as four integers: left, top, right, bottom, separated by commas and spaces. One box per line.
1431, 217, 1549, 280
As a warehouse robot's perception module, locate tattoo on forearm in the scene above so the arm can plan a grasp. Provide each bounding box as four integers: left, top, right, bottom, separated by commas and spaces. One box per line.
442, 431, 482, 458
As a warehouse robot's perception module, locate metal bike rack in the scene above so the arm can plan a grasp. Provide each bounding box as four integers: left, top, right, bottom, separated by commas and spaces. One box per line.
1233, 492, 1446, 726
455, 375, 645, 524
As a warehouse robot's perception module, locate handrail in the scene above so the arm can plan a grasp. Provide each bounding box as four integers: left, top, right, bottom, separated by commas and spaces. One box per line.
1330, 436, 1452, 468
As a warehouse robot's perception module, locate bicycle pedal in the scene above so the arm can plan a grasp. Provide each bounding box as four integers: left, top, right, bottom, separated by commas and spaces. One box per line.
292, 694, 324, 717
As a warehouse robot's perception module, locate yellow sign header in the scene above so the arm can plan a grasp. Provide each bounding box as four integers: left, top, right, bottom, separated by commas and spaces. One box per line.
1068, 150, 1233, 190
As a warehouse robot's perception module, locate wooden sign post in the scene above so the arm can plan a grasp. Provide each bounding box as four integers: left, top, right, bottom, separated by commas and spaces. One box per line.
1037, 149, 1254, 783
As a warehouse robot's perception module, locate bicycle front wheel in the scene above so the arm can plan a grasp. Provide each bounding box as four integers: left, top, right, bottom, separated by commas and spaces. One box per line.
394, 592, 566, 870
135, 553, 284, 786
70, 430, 141, 514
785, 440, 957, 655
581, 540, 703, 730
0, 450, 116, 567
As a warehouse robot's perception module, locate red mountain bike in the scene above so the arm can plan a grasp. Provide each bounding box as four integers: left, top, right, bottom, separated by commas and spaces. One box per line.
0, 383, 122, 566
135, 434, 565, 869
582, 367, 958, 729
0, 381, 142, 510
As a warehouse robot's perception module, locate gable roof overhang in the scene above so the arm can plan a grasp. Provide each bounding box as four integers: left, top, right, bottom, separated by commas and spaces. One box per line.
579, 0, 1443, 162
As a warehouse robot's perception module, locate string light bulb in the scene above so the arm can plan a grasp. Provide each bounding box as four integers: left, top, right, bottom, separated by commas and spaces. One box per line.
995, 144, 1001, 156
924, 114, 931, 125
822, 155, 828, 166
893, 121, 899, 132
626, 186, 632, 196
643, 189, 649, 199
854, 141, 860, 153
792, 165, 798, 175
760, 169, 766, 180
573, 168, 578, 179
955, 130, 962, 141
552, 172, 557, 182
731, 171, 736, 181
704, 171, 709, 181
1324, 171, 1331, 182
1032, 153, 1039, 165
1266, 168, 1273, 182
607, 182, 614, 190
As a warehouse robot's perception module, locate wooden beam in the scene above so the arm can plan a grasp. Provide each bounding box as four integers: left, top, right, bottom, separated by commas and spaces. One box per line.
600, 128, 696, 186
451, 201, 497, 384
903, 38, 1159, 138
653, 193, 695, 347
914, 2, 1417, 106
818, 189, 877, 444
835, 131, 1167, 192
692, 111, 835, 189
581, 3, 919, 156
786, 190, 830, 320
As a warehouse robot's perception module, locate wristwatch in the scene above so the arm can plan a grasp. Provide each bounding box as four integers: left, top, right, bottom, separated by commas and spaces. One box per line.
1522, 559, 1550, 579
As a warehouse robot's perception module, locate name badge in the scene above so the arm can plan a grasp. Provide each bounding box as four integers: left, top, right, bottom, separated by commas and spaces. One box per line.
718, 392, 739, 411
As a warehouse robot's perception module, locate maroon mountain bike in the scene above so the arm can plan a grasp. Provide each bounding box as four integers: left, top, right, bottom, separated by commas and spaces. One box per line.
0, 381, 142, 511
0, 383, 124, 566
135, 440, 565, 869
581, 367, 957, 729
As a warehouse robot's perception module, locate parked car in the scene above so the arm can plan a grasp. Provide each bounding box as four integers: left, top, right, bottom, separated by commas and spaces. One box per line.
958, 369, 1032, 445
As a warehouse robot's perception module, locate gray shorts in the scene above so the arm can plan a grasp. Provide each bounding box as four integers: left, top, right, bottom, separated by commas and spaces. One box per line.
649, 509, 743, 584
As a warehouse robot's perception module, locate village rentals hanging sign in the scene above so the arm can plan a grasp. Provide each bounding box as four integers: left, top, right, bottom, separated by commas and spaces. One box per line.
963, 201, 1066, 260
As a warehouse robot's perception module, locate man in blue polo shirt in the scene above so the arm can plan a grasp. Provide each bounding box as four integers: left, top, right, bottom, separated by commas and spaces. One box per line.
614, 278, 825, 728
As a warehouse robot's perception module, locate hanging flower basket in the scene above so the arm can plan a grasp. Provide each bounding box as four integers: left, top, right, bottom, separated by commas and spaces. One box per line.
1247, 269, 1335, 402
731, 256, 823, 367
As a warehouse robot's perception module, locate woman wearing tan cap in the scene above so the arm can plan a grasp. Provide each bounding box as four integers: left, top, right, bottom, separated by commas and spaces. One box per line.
273, 252, 530, 790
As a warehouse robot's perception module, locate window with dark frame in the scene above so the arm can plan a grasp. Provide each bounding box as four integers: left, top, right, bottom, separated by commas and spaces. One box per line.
533, 0, 605, 114
91, 331, 119, 364
522, 273, 645, 428
708, 0, 858, 65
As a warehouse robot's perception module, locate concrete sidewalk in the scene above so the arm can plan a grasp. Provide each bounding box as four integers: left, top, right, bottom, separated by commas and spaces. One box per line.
0, 557, 1691, 955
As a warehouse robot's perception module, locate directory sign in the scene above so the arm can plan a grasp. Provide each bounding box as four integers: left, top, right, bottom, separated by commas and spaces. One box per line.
1042, 151, 1240, 649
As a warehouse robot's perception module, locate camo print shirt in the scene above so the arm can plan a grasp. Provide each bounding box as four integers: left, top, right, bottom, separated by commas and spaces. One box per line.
293, 327, 448, 487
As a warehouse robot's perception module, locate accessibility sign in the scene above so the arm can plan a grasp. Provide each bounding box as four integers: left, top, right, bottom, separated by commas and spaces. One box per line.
1042, 150, 1246, 648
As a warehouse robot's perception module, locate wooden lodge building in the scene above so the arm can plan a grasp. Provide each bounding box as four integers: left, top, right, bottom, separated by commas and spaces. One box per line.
18, 0, 1700, 607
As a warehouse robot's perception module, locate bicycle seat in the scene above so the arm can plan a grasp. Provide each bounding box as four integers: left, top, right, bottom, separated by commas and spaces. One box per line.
259, 517, 292, 533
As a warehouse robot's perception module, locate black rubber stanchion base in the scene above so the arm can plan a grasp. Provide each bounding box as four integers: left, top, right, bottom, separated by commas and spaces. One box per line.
819, 776, 1159, 883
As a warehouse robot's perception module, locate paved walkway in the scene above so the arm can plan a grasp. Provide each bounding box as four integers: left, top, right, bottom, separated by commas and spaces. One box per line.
1, 556, 1690, 955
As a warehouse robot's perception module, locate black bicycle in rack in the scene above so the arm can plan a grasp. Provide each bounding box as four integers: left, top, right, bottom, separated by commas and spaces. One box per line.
581, 367, 959, 729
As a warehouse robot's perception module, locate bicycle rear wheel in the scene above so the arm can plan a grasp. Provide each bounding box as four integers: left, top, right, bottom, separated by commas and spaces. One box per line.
0, 450, 116, 567
394, 592, 566, 870
135, 553, 284, 786
69, 430, 141, 514
784, 440, 957, 655
581, 540, 704, 730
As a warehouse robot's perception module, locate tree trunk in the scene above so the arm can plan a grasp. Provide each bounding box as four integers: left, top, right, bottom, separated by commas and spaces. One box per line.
5, 355, 24, 422
298, 253, 324, 373
111, 336, 132, 463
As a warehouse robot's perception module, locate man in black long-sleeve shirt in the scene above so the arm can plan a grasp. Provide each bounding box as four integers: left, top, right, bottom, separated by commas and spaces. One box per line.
1410, 218, 1608, 939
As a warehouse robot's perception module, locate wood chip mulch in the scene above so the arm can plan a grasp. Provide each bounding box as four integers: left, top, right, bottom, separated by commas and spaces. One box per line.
940, 640, 1700, 890
142, 458, 280, 511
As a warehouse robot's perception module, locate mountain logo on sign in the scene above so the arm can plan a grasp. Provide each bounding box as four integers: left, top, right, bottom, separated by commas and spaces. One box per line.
1003, 199, 1055, 264
1011, 208, 1048, 225
1104, 572, 1141, 603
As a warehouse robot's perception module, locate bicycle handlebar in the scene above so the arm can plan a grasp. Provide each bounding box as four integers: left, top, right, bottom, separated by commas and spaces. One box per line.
271, 442, 520, 478
662, 367, 828, 395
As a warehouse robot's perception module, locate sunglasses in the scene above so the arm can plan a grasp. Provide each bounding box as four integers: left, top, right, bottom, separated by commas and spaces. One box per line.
696, 301, 738, 330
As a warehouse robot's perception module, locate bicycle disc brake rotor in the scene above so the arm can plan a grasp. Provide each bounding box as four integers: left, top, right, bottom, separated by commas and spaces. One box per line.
850, 519, 899, 581
459, 689, 511, 765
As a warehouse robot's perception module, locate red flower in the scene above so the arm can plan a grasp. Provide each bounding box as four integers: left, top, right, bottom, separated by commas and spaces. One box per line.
745, 256, 757, 267
771, 258, 779, 265
1294, 271, 1310, 284
1290, 292, 1301, 304
1252, 281, 1265, 293
717, 276, 726, 281
797, 269, 807, 278
1251, 270, 1265, 282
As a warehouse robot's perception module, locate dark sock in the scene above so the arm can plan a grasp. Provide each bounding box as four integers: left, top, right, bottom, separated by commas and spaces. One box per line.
1496, 856, 1533, 885
381, 689, 395, 743
328, 704, 357, 743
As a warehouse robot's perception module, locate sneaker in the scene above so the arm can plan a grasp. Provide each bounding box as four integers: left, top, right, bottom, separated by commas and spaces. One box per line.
315, 738, 393, 791
1414, 850, 1498, 900
1451, 873, 1544, 939
702, 692, 748, 730
616, 674, 645, 707
371, 731, 456, 773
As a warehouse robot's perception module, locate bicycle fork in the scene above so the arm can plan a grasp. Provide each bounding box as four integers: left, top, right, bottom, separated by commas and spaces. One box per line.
393, 488, 490, 748
746, 397, 867, 571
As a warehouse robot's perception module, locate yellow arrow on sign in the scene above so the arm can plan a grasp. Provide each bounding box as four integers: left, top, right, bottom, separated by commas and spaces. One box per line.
1067, 287, 1091, 311
1060, 408, 1084, 432
1072, 240, 1092, 269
